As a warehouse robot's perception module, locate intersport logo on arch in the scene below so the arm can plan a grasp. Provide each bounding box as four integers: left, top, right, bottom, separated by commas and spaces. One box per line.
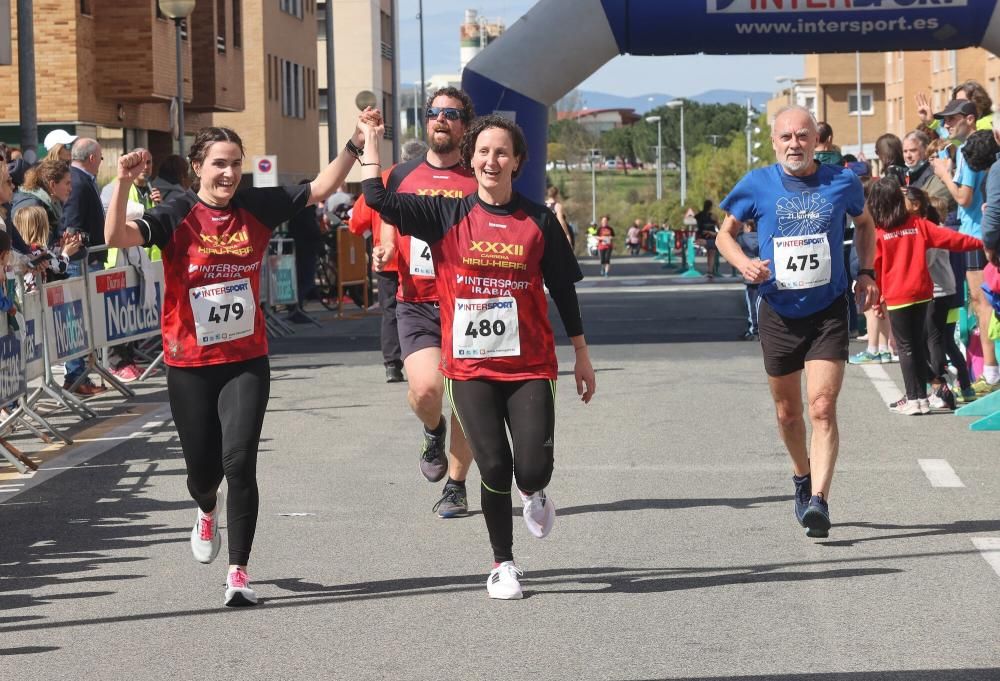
709, 0, 966, 13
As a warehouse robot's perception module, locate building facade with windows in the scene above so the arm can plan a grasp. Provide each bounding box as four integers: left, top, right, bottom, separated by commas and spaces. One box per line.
316, 0, 397, 183
214, 0, 320, 186
766, 53, 885, 158
0, 1, 243, 181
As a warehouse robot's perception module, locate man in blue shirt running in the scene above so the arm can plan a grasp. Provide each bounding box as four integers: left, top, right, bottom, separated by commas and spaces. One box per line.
717, 105, 880, 539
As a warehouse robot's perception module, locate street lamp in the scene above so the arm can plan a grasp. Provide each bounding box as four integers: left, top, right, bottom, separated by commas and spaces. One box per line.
666, 99, 685, 207
775, 75, 795, 106
644, 115, 662, 201
158, 0, 196, 158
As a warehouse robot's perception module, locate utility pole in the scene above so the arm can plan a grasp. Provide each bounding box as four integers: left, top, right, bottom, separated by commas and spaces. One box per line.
325, 0, 337, 161
17, 0, 37, 162
417, 0, 426, 140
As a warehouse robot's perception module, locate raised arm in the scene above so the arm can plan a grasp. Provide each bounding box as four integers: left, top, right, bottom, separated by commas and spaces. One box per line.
307, 108, 373, 207
104, 150, 150, 249
358, 113, 458, 244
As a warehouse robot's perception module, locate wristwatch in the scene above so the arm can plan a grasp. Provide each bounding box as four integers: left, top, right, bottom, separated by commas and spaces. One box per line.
857, 268, 876, 279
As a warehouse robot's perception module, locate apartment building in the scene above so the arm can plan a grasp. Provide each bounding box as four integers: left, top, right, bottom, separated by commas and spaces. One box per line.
214, 0, 320, 186
0, 1, 243, 180
766, 53, 886, 158
316, 0, 397, 183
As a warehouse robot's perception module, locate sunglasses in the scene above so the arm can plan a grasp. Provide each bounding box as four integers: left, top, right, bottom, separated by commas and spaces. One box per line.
426, 107, 463, 121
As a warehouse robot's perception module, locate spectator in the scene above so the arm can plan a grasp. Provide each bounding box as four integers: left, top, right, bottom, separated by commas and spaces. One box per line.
875, 133, 907, 185
626, 219, 641, 256
917, 80, 994, 137
903, 129, 953, 215
45, 143, 72, 163
13, 205, 81, 291
981, 115, 1000, 271
695, 199, 719, 279
63, 138, 106, 267
11, 159, 72, 250
286, 179, 323, 324
814, 122, 843, 166
151, 154, 190, 204
931, 100, 998, 396
544, 186, 573, 246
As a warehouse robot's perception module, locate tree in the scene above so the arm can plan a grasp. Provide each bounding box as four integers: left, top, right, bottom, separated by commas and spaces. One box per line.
548, 119, 596, 166
600, 126, 635, 173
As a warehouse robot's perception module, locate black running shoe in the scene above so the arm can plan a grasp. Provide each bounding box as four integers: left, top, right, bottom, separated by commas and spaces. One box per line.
802, 495, 831, 538
385, 364, 405, 383
432, 483, 468, 518
419, 425, 448, 482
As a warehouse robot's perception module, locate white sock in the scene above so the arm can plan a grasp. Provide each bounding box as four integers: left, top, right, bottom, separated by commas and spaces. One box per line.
866, 346, 878, 355
984, 365, 1000, 384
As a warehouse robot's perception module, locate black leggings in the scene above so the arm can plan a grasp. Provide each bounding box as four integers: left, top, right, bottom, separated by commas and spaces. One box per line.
167, 356, 270, 566
447, 378, 556, 564
924, 297, 950, 383
889, 302, 931, 400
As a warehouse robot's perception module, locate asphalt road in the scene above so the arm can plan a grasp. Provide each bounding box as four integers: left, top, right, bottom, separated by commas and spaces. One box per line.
1, 255, 998, 680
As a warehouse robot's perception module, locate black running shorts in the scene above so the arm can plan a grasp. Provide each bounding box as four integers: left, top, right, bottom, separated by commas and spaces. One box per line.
396, 300, 442, 360
757, 294, 850, 377
599, 248, 612, 265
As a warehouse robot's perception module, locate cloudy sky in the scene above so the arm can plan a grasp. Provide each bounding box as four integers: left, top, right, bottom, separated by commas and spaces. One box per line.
395, 1, 804, 97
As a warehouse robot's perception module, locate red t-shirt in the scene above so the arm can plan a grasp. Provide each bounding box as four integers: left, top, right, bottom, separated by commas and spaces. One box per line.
363, 180, 583, 381
137, 185, 310, 367
874, 215, 982, 307
385, 157, 477, 302
597, 226, 614, 250
348, 168, 397, 273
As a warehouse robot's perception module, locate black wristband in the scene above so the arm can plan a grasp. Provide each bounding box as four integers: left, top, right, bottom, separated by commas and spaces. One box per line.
858, 268, 876, 279
345, 139, 364, 159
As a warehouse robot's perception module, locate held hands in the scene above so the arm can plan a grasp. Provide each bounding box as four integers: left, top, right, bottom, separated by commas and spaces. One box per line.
740, 258, 771, 285
356, 107, 385, 143
574, 346, 596, 404
117, 150, 152, 183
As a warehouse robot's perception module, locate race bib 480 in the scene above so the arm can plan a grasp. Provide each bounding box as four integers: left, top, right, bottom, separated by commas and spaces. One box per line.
773, 234, 832, 290
452, 297, 520, 359
189, 278, 254, 346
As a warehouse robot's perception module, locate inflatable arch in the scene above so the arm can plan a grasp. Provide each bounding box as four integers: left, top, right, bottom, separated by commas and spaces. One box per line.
462, 0, 1000, 202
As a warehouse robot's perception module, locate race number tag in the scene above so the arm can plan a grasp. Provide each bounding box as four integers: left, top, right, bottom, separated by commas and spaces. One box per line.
409, 237, 435, 278
453, 297, 520, 359
773, 234, 831, 290
189, 278, 254, 346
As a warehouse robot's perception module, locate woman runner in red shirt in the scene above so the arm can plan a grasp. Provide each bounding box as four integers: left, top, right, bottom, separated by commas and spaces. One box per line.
104, 118, 375, 607
362, 111, 597, 600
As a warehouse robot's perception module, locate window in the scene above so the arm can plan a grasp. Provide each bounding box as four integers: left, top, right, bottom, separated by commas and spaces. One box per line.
847, 89, 874, 116
280, 0, 303, 18
319, 88, 328, 122
317, 1, 327, 38
80, 0, 92, 15
216, 0, 226, 52
281, 59, 305, 118
233, 0, 242, 47
267, 55, 273, 100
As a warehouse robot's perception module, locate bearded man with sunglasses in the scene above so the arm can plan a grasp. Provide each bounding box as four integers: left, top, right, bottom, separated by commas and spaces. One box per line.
375, 87, 479, 518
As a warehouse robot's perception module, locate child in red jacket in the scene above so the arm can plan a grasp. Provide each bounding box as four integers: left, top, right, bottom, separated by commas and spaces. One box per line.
867, 178, 983, 415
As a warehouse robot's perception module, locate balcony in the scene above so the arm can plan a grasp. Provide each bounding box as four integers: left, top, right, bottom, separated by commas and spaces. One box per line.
380, 42, 393, 60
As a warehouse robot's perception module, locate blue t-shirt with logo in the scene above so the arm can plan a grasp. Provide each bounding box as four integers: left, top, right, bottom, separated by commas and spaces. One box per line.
954, 142, 985, 238
721, 163, 864, 319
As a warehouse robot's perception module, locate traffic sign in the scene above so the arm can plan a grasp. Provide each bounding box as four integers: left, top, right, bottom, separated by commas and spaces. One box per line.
252, 155, 278, 187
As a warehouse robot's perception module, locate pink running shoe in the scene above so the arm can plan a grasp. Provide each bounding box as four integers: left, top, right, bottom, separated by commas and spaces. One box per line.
225, 567, 258, 607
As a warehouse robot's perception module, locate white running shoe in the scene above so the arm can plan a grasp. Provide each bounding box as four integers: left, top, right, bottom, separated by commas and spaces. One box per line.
890, 398, 922, 415
519, 488, 555, 538
190, 489, 223, 564
917, 398, 931, 415
486, 561, 523, 600
224, 567, 258, 607
927, 393, 946, 410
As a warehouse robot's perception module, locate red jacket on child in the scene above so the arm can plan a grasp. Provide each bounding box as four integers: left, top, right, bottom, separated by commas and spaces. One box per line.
874, 215, 982, 307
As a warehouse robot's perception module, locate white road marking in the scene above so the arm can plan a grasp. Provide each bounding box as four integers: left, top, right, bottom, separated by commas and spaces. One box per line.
859, 363, 902, 406
917, 459, 965, 488
972, 538, 1000, 578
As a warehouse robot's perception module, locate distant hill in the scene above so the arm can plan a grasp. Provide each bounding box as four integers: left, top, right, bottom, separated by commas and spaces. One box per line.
572, 89, 772, 112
